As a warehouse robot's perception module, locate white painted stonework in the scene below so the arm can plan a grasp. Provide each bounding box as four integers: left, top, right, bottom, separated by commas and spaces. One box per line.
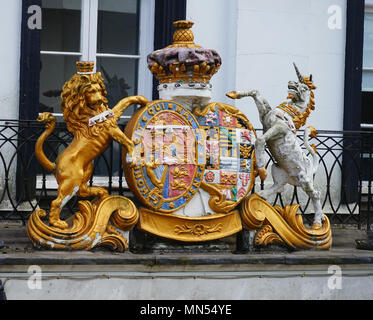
2, 266, 373, 300
158, 83, 212, 108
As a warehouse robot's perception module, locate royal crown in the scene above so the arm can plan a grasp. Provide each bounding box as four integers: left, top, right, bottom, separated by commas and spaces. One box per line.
76, 61, 95, 74
147, 20, 221, 84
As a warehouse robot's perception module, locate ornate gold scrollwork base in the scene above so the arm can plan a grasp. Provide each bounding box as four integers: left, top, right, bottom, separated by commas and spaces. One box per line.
241, 194, 332, 250
138, 208, 242, 242
27, 196, 139, 252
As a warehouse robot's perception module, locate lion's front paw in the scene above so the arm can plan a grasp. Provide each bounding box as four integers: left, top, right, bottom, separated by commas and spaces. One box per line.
126, 152, 137, 167
124, 140, 135, 156
137, 95, 149, 106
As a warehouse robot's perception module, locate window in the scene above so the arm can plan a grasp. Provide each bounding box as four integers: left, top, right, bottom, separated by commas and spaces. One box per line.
361, 2, 373, 184
40, 0, 154, 120
362, 3, 373, 128
38, 0, 154, 182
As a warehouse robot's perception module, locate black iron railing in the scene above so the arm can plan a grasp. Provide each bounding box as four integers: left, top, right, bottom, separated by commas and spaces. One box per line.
0, 119, 372, 229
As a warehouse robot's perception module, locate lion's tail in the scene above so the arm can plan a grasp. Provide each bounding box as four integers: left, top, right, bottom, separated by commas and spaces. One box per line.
303, 126, 319, 174
35, 112, 57, 172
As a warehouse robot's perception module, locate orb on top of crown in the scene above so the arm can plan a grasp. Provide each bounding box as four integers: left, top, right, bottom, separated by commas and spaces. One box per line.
147, 20, 222, 85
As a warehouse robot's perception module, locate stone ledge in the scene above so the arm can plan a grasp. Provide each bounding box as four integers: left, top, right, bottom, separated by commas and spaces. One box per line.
1, 223, 373, 268
1, 249, 373, 268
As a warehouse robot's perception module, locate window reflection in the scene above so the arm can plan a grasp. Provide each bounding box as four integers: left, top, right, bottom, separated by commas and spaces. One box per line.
41, 0, 81, 52
39, 54, 77, 116
96, 57, 138, 116
363, 13, 373, 69
97, 0, 139, 55
94, 57, 139, 177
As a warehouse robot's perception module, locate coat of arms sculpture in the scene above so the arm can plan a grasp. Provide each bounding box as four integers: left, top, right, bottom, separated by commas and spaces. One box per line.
27, 20, 332, 251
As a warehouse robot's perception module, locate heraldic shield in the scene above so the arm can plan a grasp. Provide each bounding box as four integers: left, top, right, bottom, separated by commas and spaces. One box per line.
123, 100, 258, 242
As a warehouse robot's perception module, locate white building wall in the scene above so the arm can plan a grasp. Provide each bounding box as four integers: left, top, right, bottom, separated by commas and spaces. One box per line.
187, 0, 347, 131
186, 0, 238, 106
0, 0, 22, 120
0, 0, 22, 208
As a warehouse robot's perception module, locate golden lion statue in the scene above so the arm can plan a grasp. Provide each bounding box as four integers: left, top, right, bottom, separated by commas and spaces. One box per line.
35, 63, 148, 229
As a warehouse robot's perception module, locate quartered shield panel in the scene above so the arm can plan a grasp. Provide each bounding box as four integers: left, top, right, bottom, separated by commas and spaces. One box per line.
196, 105, 256, 204
123, 100, 205, 212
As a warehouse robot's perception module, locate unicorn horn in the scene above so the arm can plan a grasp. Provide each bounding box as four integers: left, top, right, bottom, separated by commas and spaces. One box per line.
293, 63, 304, 83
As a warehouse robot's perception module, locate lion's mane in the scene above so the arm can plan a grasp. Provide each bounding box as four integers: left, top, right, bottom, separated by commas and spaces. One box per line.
60, 72, 111, 138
